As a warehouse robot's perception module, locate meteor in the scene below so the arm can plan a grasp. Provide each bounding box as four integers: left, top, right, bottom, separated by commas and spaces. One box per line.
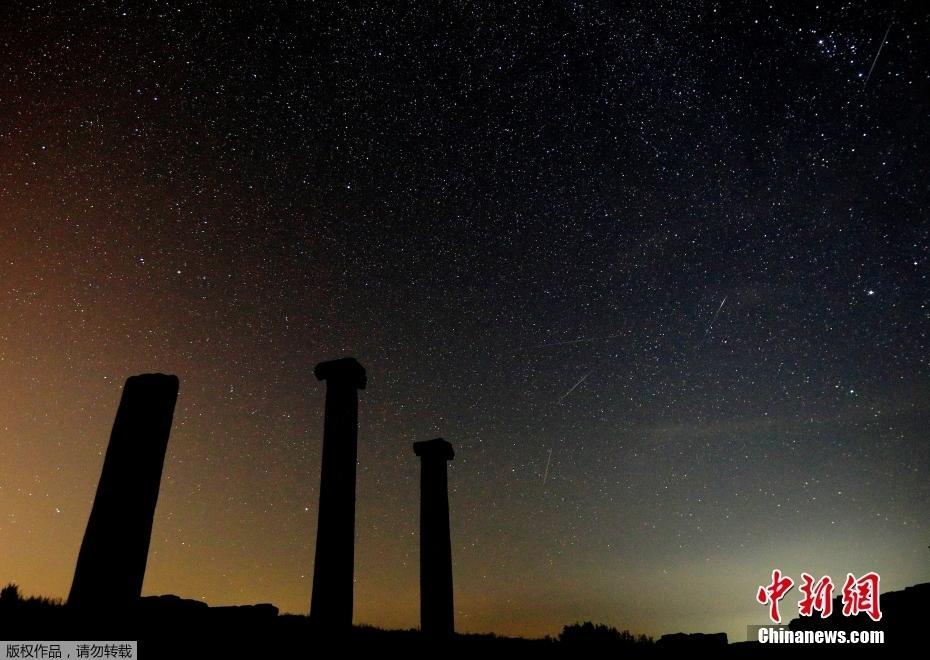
558, 371, 590, 403
542, 448, 553, 486
865, 22, 892, 86
520, 332, 622, 352
701, 295, 728, 343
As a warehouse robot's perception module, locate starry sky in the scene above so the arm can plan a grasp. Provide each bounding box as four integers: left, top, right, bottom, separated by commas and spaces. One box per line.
1, 0, 928, 642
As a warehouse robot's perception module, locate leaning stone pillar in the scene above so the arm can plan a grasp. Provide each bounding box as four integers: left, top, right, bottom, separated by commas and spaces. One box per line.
309, 357, 366, 631
68, 373, 179, 608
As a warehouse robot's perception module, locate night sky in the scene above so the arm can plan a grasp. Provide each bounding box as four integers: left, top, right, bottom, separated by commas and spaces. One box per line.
1, 0, 928, 642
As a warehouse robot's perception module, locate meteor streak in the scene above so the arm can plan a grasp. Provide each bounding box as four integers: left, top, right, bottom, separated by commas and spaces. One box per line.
701, 295, 728, 343
865, 22, 892, 86
542, 448, 553, 486
558, 371, 590, 403
520, 333, 622, 352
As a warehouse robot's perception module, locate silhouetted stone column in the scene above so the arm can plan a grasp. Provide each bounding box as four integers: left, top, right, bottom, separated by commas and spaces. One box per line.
413, 438, 455, 638
68, 373, 180, 609
309, 357, 366, 631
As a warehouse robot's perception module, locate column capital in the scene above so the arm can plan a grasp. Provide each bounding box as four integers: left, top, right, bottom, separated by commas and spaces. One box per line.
414, 438, 454, 461
314, 357, 366, 389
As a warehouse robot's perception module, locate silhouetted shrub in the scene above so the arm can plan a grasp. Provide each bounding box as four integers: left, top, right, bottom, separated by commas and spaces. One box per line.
559, 621, 652, 646
1, 583, 21, 605
0, 584, 62, 611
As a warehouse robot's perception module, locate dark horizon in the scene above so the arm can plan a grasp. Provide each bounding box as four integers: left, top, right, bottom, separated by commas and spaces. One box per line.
3, 578, 927, 650
1, 0, 928, 644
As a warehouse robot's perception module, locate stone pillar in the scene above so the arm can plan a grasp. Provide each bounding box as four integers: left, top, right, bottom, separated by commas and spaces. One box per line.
413, 438, 455, 638
309, 357, 366, 631
68, 373, 180, 608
